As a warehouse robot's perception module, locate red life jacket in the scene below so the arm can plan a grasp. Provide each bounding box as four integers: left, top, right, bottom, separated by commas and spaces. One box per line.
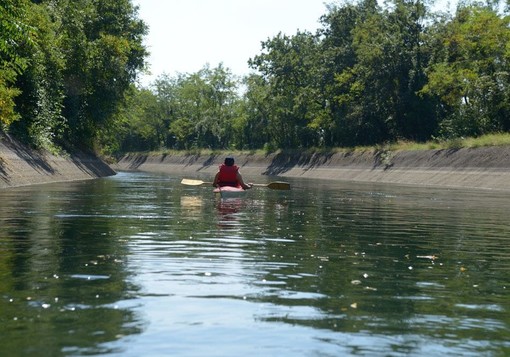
217, 164, 240, 187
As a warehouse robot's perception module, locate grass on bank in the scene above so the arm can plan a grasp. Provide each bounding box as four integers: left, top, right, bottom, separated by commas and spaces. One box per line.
142, 133, 510, 157
383, 133, 510, 151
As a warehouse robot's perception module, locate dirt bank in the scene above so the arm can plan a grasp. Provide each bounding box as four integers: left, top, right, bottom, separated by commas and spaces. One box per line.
115, 146, 510, 191
0, 135, 116, 189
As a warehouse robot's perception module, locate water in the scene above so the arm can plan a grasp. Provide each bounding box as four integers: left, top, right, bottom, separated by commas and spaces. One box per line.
0, 171, 509, 356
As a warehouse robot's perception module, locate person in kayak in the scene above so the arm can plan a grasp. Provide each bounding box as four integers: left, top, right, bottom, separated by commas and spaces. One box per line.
213, 156, 253, 189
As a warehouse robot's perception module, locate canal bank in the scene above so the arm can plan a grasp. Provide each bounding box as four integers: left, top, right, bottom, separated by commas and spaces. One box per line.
115, 146, 510, 191
3, 133, 510, 191
0, 134, 116, 189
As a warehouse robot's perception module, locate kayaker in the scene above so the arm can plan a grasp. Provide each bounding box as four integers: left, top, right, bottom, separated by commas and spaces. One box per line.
213, 156, 253, 189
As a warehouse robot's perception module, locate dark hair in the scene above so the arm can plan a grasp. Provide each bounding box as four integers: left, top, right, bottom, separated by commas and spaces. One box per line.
224, 157, 234, 166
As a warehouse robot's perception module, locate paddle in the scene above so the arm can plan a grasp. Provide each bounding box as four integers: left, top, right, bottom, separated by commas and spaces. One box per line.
180, 178, 290, 190
252, 181, 290, 190
180, 179, 212, 186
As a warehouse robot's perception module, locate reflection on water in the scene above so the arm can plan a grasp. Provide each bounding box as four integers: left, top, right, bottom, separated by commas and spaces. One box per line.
0, 178, 144, 356
0, 171, 509, 356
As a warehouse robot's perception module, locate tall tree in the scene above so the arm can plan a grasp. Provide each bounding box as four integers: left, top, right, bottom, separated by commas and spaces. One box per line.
334, 0, 433, 145
11, 1, 66, 148
317, 1, 367, 146
0, 0, 30, 128
421, 4, 510, 138
249, 30, 322, 148
198, 64, 239, 148
167, 64, 240, 149
237, 73, 272, 150
57, 0, 147, 148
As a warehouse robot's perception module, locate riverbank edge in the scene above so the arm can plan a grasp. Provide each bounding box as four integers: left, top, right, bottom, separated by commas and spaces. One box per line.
0, 134, 116, 189
114, 146, 510, 191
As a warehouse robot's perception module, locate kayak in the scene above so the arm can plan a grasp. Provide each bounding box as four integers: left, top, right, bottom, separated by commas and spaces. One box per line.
213, 186, 247, 198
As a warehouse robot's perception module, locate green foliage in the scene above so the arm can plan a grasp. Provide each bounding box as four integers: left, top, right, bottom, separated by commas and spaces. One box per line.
164, 64, 241, 150
421, 4, 510, 139
10, 1, 66, 149
0, 75, 21, 129
111, 64, 242, 153
236, 74, 271, 149
249, 30, 325, 148
0, 0, 30, 128
112, 0, 510, 154
317, 2, 362, 146
58, 0, 148, 147
332, 0, 435, 144
0, 0, 30, 70
3, 0, 510, 154
0, 0, 148, 151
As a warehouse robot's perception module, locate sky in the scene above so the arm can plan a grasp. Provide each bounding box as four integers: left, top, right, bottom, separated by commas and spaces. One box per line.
132, 0, 329, 85
132, 0, 458, 86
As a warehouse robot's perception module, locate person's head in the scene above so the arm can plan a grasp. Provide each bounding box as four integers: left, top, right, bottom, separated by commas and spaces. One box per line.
224, 156, 235, 166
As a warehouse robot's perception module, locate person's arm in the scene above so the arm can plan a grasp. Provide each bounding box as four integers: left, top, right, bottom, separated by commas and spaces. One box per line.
212, 172, 220, 187
237, 172, 253, 189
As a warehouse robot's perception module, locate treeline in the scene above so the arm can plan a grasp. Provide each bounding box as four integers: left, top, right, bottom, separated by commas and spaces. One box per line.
0, 0, 146, 151
117, 0, 510, 154
1, 1, 510, 156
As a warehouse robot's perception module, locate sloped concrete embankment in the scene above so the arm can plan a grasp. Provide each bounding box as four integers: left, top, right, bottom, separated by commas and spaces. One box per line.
115, 147, 510, 191
0, 135, 116, 189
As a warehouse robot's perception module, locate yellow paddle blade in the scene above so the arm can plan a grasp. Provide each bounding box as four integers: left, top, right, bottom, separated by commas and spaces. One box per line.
252, 181, 290, 190
181, 179, 212, 186
266, 181, 291, 190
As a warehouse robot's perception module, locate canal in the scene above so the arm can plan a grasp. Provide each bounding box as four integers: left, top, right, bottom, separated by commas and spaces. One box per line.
0, 171, 509, 356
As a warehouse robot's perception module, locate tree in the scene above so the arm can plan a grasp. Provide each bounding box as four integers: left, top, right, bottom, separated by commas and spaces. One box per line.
0, 0, 30, 128
151, 74, 180, 149
333, 0, 434, 145
10, 1, 66, 149
236, 73, 272, 150
105, 0, 510, 154
57, 0, 147, 148
249, 31, 323, 148
316, 2, 366, 146
421, 4, 510, 138
1, 0, 148, 152
167, 64, 240, 149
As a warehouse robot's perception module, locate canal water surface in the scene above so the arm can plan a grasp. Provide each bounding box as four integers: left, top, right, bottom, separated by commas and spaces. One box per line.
0, 171, 509, 356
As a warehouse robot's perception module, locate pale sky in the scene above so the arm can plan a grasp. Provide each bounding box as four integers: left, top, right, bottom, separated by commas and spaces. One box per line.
132, 0, 458, 86
132, 0, 329, 85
